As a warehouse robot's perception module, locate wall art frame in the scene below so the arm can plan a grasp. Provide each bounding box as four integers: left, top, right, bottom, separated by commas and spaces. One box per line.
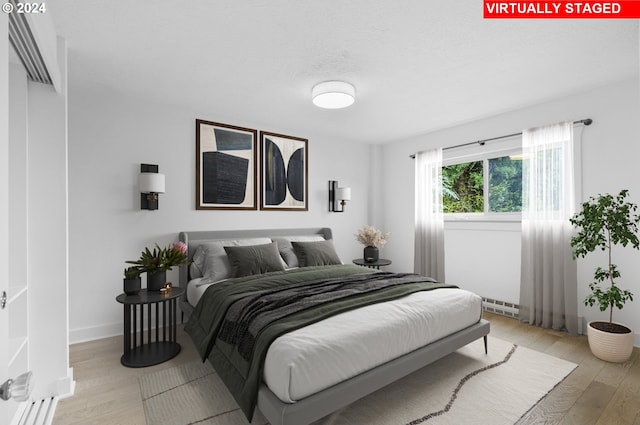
196, 119, 258, 210
260, 131, 308, 211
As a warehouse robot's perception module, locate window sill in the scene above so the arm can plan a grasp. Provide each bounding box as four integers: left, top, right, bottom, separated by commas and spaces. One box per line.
445, 218, 521, 232
444, 213, 521, 223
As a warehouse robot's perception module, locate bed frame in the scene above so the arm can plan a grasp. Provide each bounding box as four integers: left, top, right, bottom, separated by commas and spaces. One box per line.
178, 228, 490, 425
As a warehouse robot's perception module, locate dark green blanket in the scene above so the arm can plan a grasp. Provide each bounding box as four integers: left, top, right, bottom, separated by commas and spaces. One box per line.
184, 264, 457, 420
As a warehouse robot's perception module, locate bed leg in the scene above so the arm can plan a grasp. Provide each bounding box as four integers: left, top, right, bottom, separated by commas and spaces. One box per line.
483, 335, 488, 354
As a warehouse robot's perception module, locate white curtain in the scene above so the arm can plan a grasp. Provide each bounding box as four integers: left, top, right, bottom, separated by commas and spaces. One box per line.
520, 122, 578, 334
414, 148, 445, 281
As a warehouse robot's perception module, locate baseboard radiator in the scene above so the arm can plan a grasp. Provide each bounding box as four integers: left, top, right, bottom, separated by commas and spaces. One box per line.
15, 397, 58, 425
482, 297, 519, 319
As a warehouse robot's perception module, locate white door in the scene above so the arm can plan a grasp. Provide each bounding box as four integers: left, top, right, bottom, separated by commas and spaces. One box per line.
0, 155, 8, 422
0, 209, 8, 425
1, 11, 11, 424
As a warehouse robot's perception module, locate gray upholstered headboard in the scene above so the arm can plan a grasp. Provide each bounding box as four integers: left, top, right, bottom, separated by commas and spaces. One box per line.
177, 228, 332, 318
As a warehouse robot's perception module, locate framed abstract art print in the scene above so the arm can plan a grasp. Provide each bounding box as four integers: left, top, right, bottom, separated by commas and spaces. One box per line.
196, 119, 257, 210
260, 131, 308, 211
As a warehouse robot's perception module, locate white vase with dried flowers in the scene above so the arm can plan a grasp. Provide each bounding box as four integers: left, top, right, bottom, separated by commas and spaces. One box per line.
355, 225, 390, 263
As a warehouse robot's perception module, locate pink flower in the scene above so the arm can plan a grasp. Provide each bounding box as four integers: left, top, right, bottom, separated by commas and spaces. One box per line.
173, 241, 187, 255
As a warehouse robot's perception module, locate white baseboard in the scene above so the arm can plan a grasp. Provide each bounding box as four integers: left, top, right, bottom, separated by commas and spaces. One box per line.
578, 316, 584, 335
71, 302, 189, 344
69, 318, 186, 345
69, 322, 122, 344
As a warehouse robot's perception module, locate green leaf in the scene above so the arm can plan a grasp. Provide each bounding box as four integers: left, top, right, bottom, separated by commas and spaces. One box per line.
572, 190, 639, 323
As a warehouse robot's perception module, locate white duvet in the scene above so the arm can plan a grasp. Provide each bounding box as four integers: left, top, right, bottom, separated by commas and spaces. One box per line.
188, 280, 482, 404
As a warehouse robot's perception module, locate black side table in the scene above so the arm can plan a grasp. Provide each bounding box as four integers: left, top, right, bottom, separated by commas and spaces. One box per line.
116, 287, 184, 367
352, 258, 392, 270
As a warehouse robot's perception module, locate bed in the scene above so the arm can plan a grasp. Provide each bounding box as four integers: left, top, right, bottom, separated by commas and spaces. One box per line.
179, 228, 489, 425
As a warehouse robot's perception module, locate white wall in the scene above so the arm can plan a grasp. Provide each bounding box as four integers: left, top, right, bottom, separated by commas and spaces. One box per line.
445, 221, 521, 304
380, 78, 640, 345
67, 84, 372, 343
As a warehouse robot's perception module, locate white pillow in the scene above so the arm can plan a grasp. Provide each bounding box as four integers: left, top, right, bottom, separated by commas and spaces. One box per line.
189, 260, 204, 279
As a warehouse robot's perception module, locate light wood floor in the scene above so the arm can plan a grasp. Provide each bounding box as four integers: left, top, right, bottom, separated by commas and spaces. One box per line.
53, 313, 640, 425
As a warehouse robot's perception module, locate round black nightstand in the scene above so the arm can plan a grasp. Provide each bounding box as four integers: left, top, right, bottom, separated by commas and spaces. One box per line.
352, 258, 392, 270
116, 287, 184, 368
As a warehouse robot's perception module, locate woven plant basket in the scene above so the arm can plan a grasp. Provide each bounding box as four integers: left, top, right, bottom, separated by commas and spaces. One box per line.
587, 321, 634, 363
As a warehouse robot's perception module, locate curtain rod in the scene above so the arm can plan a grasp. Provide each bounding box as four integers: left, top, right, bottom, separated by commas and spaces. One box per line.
410, 118, 592, 159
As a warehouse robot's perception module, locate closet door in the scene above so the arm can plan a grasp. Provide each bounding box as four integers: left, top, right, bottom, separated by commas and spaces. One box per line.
6, 60, 30, 423
2, 41, 31, 425
1, 11, 10, 424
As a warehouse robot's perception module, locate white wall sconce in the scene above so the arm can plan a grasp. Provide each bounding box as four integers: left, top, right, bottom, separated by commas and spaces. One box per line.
329, 180, 351, 212
0, 371, 33, 402
139, 164, 165, 210
312, 81, 355, 109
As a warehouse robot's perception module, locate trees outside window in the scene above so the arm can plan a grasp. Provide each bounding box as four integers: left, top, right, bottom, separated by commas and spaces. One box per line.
442, 154, 522, 215
489, 156, 522, 212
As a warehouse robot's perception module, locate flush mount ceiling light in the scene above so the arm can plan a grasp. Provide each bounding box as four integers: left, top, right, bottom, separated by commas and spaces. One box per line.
312, 81, 355, 109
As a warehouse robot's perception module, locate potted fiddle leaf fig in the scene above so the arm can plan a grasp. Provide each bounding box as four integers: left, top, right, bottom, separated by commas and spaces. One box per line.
569, 189, 639, 363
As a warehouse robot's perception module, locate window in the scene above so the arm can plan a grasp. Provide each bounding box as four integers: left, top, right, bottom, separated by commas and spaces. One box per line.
442, 161, 483, 213
443, 153, 522, 216
488, 156, 522, 212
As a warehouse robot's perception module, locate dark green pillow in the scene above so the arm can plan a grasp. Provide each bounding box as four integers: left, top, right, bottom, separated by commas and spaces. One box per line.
292, 240, 342, 267
224, 242, 285, 277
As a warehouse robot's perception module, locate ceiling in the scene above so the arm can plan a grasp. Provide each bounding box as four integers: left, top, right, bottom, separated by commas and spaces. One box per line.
49, 1, 639, 144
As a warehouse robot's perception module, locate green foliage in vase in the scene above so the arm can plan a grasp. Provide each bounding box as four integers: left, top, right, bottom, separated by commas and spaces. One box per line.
124, 266, 141, 279
126, 241, 190, 273
570, 189, 639, 324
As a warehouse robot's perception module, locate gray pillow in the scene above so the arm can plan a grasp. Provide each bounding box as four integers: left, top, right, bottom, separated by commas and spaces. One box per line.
224, 242, 286, 277
191, 238, 272, 281
292, 240, 342, 267
272, 235, 326, 268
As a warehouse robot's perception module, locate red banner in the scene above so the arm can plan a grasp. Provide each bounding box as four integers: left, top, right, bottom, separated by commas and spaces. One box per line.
484, 1, 640, 18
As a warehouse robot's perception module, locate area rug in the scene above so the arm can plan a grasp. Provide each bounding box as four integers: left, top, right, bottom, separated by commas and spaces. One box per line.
140, 336, 576, 425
